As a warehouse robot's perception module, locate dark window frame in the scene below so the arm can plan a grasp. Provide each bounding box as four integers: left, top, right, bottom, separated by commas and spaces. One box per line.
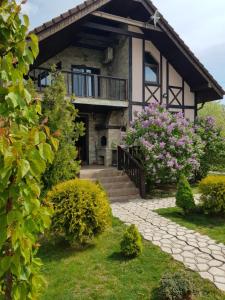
71, 65, 100, 97
144, 53, 160, 86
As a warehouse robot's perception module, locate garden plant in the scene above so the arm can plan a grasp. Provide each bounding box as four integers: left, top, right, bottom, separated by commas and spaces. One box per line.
41, 69, 85, 192
125, 101, 203, 186
0, 1, 57, 299
176, 174, 195, 214
46, 179, 112, 245
120, 224, 143, 258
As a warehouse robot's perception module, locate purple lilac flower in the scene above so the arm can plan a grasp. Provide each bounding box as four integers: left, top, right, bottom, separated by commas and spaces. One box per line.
159, 142, 166, 149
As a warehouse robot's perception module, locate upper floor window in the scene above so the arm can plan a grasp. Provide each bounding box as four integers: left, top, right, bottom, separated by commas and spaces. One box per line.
145, 52, 159, 85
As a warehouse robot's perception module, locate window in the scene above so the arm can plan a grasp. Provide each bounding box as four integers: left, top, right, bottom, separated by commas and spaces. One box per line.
145, 52, 159, 84
72, 66, 100, 97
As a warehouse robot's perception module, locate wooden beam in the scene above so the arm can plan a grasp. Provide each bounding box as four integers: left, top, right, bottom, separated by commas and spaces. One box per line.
83, 22, 144, 39
191, 82, 212, 92
77, 32, 114, 43
92, 11, 162, 32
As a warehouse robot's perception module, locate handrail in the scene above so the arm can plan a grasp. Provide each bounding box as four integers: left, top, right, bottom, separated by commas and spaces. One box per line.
30, 67, 127, 81
29, 67, 128, 101
117, 145, 146, 198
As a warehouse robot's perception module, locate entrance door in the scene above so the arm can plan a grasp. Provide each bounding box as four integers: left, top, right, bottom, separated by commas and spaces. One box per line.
77, 115, 89, 165
72, 66, 100, 98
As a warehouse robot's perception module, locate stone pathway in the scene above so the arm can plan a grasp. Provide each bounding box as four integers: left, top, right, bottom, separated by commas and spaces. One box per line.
111, 198, 225, 292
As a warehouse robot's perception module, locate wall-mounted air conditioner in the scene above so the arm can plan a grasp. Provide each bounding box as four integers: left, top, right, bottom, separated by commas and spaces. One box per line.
103, 47, 114, 64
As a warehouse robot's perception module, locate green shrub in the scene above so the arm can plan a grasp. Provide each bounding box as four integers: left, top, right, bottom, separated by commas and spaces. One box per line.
120, 224, 142, 258
46, 179, 112, 244
176, 175, 195, 214
199, 175, 225, 215
158, 271, 197, 300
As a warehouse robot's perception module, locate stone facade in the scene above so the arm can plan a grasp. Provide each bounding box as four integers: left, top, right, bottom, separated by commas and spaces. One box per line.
81, 109, 128, 166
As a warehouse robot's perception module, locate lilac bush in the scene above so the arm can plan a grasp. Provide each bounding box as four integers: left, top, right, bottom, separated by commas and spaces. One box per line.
124, 101, 204, 185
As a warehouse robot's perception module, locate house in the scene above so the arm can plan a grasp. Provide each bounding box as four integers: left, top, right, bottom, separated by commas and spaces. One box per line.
30, 0, 224, 167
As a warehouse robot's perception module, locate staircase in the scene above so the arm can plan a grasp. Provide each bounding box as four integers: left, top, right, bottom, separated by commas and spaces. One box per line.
80, 167, 140, 202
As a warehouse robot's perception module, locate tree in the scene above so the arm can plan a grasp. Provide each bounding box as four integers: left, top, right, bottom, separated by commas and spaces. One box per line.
198, 102, 225, 136
0, 1, 57, 299
195, 116, 225, 178
41, 69, 85, 191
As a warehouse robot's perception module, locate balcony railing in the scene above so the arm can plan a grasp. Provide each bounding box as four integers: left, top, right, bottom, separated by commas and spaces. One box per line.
29, 68, 128, 101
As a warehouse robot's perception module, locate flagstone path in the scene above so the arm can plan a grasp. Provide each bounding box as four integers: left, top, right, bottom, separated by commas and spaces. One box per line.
111, 198, 225, 292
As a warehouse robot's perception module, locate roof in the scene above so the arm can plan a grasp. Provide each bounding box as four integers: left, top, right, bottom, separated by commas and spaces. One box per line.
31, 0, 225, 100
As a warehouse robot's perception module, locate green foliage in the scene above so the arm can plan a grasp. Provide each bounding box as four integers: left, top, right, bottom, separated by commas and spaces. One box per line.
176, 175, 195, 214
199, 175, 225, 215
120, 224, 142, 258
0, 1, 57, 299
199, 102, 225, 136
46, 179, 112, 244
157, 271, 197, 300
41, 69, 85, 191
195, 117, 225, 178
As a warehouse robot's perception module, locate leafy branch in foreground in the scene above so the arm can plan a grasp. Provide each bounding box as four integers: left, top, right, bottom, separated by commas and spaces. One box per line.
0, 1, 57, 299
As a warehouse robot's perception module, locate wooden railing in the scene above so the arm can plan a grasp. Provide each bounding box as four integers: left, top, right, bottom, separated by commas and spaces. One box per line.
29, 67, 128, 101
117, 146, 146, 198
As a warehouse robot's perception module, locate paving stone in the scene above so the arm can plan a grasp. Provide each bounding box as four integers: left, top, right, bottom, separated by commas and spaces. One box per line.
196, 264, 209, 272
111, 197, 225, 292
209, 267, 225, 277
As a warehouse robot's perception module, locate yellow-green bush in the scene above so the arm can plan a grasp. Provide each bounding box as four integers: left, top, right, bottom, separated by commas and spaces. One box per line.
199, 175, 225, 214
46, 179, 112, 244
120, 224, 143, 258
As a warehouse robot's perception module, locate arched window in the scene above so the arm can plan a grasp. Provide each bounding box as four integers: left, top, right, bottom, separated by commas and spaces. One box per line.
144, 52, 159, 85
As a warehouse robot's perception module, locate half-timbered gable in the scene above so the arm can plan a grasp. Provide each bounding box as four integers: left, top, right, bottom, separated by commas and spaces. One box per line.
30, 0, 224, 166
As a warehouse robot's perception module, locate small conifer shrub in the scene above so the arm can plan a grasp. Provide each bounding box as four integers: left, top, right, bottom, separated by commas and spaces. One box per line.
120, 224, 143, 258
176, 174, 195, 214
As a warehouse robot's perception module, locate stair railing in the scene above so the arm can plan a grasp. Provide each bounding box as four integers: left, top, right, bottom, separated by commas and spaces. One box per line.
117, 146, 146, 198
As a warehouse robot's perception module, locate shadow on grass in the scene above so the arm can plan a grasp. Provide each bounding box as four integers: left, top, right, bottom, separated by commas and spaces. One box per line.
108, 251, 127, 262
108, 251, 136, 263
38, 237, 96, 262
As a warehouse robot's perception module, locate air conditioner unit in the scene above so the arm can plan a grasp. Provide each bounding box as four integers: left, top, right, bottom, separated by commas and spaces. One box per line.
103, 47, 114, 64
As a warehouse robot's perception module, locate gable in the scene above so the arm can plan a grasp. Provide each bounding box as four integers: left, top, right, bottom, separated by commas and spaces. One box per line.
31, 0, 224, 102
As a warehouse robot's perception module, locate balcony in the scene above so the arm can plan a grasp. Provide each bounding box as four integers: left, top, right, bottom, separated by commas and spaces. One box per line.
29, 68, 128, 106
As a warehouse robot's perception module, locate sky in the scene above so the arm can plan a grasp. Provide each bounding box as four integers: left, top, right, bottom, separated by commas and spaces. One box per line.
22, 0, 225, 100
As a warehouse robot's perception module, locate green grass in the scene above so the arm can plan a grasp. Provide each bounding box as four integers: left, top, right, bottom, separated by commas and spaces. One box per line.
156, 207, 225, 244
39, 218, 225, 300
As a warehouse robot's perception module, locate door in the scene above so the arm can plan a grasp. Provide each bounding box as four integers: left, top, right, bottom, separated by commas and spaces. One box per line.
77, 115, 89, 165
72, 66, 100, 98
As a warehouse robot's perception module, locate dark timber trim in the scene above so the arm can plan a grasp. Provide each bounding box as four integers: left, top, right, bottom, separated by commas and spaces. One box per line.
129, 37, 133, 121
83, 22, 144, 39
160, 54, 163, 103
182, 79, 185, 113
142, 39, 145, 106
166, 60, 169, 107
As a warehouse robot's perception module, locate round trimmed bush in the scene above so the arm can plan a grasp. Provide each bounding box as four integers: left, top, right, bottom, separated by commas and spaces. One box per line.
46, 179, 112, 244
199, 175, 225, 215
120, 224, 142, 258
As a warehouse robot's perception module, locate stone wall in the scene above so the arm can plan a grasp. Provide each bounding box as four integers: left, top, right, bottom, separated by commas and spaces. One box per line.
80, 109, 128, 166
40, 36, 129, 80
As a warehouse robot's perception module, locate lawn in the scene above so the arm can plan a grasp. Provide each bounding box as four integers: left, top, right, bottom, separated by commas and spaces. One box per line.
39, 218, 224, 300
156, 207, 225, 244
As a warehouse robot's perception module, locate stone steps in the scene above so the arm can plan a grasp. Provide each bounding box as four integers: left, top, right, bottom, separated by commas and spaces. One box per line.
80, 167, 140, 202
